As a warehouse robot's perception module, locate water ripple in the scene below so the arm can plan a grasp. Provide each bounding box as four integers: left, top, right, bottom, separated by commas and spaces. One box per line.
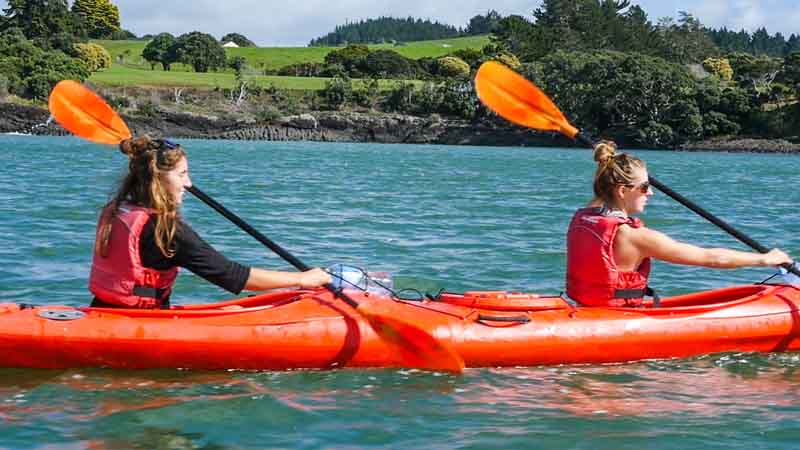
1, 137, 800, 449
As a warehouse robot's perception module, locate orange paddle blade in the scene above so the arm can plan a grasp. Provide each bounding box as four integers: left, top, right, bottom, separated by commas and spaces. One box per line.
475, 61, 579, 138
48, 80, 132, 145
359, 306, 465, 374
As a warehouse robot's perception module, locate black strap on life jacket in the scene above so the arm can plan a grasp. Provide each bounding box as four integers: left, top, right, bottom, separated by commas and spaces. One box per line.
133, 285, 164, 298
86, 285, 166, 309
132, 285, 171, 309
614, 286, 660, 307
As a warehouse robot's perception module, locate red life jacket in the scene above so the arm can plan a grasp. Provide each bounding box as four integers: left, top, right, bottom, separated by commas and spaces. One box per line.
89, 204, 179, 308
566, 207, 651, 307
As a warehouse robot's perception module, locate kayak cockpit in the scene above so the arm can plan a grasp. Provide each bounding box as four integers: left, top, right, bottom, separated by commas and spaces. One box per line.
611, 284, 781, 315
431, 285, 785, 316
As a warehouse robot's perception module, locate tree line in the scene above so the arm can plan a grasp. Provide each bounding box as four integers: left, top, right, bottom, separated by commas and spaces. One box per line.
308, 12, 507, 47
708, 27, 800, 58
309, 17, 464, 47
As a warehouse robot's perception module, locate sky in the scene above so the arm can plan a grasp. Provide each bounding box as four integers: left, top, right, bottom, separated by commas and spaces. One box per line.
2, 1, 798, 47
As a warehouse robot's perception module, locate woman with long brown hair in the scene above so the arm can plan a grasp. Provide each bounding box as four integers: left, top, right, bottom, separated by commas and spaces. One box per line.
565, 141, 791, 307
89, 136, 330, 309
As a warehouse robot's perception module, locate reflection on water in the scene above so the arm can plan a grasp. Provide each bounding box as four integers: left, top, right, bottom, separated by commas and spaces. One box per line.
1, 353, 799, 448
476, 354, 800, 419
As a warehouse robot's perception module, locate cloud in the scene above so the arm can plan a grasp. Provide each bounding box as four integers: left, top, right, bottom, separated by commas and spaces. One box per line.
0, 0, 795, 46
728, 0, 767, 31
633, 0, 796, 35
119, 0, 800, 46
685, 0, 730, 26
115, 0, 535, 46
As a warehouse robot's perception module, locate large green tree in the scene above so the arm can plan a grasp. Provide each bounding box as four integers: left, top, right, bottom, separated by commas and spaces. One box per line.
324, 44, 370, 77
1, 0, 77, 51
466, 10, 501, 35
71, 0, 121, 39
221, 32, 255, 47
655, 12, 718, 64
359, 49, 417, 78
783, 52, 800, 127
521, 50, 706, 146
0, 28, 89, 99
727, 52, 782, 97
490, 15, 537, 60
141, 32, 176, 70
531, 0, 585, 53
492, 2, 718, 64
173, 31, 225, 73
782, 52, 800, 93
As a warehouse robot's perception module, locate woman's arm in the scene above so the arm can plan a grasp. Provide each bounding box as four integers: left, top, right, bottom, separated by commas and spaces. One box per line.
165, 221, 329, 294
244, 267, 330, 291
625, 226, 791, 268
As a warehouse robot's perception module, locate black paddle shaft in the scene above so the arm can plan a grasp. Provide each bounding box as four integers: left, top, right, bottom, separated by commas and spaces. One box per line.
186, 185, 359, 307
573, 132, 800, 277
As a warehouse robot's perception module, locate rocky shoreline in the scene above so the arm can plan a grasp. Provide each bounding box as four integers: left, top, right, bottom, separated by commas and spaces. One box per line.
0, 101, 567, 147
2, 101, 798, 153
678, 137, 800, 153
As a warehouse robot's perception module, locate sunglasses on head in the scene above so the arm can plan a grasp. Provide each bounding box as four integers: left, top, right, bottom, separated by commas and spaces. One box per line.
157, 139, 178, 150
152, 139, 179, 165
625, 180, 650, 194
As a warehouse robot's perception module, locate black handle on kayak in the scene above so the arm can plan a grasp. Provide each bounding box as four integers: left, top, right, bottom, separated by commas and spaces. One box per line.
186, 185, 359, 308
574, 132, 799, 277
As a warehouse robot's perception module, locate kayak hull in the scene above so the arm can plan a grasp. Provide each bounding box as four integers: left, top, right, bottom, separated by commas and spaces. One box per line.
1, 284, 799, 370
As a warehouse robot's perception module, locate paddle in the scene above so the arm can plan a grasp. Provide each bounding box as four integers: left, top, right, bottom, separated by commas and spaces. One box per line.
48, 80, 465, 374
474, 61, 800, 277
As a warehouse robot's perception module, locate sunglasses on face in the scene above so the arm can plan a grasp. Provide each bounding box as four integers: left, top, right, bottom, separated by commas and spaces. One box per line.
626, 180, 651, 194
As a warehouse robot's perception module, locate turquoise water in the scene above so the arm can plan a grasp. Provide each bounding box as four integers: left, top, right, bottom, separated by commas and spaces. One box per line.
1, 135, 799, 449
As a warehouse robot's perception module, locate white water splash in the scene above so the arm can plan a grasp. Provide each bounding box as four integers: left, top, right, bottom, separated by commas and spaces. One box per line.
6, 115, 55, 136
29, 115, 54, 131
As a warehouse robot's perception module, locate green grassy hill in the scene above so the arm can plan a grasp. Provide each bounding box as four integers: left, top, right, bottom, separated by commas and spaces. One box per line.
90, 35, 490, 89
96, 35, 489, 71
89, 64, 416, 90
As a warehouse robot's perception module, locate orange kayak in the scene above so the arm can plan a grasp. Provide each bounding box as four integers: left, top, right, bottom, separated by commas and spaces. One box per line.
1, 283, 798, 370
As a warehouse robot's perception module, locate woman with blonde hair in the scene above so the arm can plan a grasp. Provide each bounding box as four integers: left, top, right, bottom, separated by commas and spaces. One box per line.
565, 141, 791, 307
89, 136, 330, 309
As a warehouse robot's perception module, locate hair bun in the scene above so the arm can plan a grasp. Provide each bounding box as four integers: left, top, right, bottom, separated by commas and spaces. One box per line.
118, 136, 155, 158
593, 141, 618, 165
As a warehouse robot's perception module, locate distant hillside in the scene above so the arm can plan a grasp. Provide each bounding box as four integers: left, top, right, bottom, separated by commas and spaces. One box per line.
94, 35, 489, 73
309, 16, 462, 46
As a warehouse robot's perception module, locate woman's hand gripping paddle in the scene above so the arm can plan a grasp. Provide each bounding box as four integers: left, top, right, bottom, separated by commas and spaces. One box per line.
47, 80, 465, 374
474, 61, 799, 277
